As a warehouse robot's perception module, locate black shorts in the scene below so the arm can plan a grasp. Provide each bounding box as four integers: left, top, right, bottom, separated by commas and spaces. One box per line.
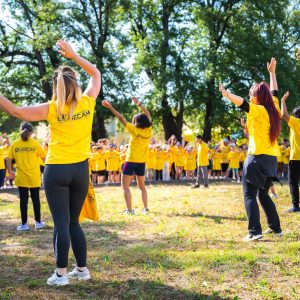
239, 162, 244, 171
91, 170, 106, 176
122, 162, 145, 176
221, 163, 229, 173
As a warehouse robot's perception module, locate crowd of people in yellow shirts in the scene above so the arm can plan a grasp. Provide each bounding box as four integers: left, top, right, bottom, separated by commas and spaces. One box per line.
0, 131, 293, 189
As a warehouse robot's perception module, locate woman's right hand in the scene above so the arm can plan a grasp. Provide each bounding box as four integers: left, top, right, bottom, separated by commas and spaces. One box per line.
56, 40, 77, 60
9, 172, 15, 180
267, 57, 276, 73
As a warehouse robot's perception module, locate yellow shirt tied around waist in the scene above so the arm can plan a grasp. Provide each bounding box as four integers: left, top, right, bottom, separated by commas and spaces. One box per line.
8, 138, 45, 188
197, 142, 209, 167
46, 95, 95, 164
246, 96, 281, 156
288, 116, 300, 160
125, 123, 152, 163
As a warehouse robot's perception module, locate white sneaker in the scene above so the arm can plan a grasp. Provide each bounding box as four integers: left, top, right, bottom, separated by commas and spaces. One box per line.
122, 209, 135, 215
142, 208, 150, 214
35, 221, 45, 229
270, 193, 279, 200
47, 272, 69, 286
263, 228, 283, 237
68, 267, 91, 281
17, 223, 29, 231
243, 234, 263, 242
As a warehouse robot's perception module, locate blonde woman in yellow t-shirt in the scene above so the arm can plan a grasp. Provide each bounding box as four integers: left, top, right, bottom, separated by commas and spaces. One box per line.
6, 123, 46, 231
0, 40, 101, 285
102, 97, 152, 215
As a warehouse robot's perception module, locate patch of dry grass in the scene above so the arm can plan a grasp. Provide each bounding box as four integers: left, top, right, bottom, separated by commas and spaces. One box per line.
0, 182, 300, 299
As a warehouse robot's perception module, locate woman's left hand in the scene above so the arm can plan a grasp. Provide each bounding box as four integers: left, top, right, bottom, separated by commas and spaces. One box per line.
56, 40, 77, 59
219, 84, 227, 97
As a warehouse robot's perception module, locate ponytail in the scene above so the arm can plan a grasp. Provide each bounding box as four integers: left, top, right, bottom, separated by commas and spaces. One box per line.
52, 66, 82, 119
20, 122, 33, 141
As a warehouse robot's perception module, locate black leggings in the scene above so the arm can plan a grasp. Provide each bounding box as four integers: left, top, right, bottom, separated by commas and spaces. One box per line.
18, 187, 41, 225
289, 160, 300, 208
243, 176, 281, 235
44, 160, 89, 268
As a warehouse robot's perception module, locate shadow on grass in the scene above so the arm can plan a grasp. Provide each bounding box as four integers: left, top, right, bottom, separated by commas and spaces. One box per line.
169, 212, 247, 223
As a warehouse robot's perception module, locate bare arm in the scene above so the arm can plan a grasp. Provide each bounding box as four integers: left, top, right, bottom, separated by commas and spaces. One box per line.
5, 158, 15, 180
0, 95, 49, 121
281, 91, 290, 122
102, 100, 128, 127
267, 57, 278, 91
56, 40, 101, 99
219, 84, 244, 106
132, 97, 152, 122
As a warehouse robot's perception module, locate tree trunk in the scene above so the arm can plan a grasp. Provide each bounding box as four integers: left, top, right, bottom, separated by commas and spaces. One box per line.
203, 78, 215, 141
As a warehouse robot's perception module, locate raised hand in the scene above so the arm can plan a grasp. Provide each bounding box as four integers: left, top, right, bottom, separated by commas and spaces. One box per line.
102, 100, 112, 109
267, 57, 276, 73
219, 84, 227, 97
281, 91, 289, 102
56, 40, 77, 59
131, 96, 140, 105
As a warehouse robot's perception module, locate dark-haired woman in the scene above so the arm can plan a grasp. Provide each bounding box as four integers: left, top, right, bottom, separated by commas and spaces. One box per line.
6, 122, 45, 231
281, 92, 300, 213
219, 57, 282, 241
102, 96, 152, 215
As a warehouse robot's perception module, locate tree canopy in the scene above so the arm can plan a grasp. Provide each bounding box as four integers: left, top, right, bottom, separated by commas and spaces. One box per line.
0, 0, 299, 141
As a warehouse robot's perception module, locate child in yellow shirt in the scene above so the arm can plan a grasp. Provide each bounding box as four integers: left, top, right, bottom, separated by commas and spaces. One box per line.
228, 144, 240, 182
184, 146, 197, 180
154, 145, 168, 181
174, 142, 185, 181
211, 146, 222, 179
104, 143, 120, 183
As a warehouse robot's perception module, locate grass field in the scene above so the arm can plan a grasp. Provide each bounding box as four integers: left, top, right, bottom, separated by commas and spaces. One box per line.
1, 182, 300, 300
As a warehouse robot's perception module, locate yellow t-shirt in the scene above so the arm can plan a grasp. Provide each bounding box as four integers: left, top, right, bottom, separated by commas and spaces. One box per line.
7, 138, 45, 187
228, 150, 240, 169
167, 145, 176, 164
105, 150, 120, 171
220, 145, 230, 163
174, 147, 185, 167
125, 123, 152, 163
155, 150, 168, 170
246, 97, 281, 156
288, 116, 300, 160
146, 148, 156, 169
184, 151, 197, 171
212, 151, 222, 171
197, 142, 209, 166
277, 146, 283, 163
0, 145, 7, 170
239, 151, 246, 162
282, 147, 290, 164
46, 95, 95, 164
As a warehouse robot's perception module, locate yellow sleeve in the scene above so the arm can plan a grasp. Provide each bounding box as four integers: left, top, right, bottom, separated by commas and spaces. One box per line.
288, 116, 300, 132
36, 143, 46, 159
247, 103, 260, 118
125, 123, 136, 135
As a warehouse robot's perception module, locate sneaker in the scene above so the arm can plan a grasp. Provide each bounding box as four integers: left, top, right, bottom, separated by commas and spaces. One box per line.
285, 207, 300, 213
17, 223, 29, 231
263, 228, 283, 237
270, 193, 279, 200
204, 185, 209, 188
142, 208, 150, 214
243, 234, 263, 242
122, 209, 135, 215
35, 221, 45, 229
191, 184, 200, 189
68, 267, 91, 281
47, 272, 69, 286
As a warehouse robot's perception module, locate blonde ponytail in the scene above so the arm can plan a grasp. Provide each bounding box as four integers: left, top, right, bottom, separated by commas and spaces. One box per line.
52, 66, 82, 119
56, 71, 66, 118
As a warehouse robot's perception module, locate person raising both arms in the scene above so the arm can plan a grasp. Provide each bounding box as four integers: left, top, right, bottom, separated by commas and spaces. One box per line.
6, 122, 46, 231
219, 57, 282, 241
0, 40, 101, 285
281, 91, 300, 213
102, 97, 152, 215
